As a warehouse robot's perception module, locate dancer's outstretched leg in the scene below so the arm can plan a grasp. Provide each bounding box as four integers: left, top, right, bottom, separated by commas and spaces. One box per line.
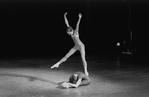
51, 47, 77, 69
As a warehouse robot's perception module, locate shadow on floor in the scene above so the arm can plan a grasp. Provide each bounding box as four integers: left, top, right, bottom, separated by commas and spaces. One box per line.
0, 73, 58, 85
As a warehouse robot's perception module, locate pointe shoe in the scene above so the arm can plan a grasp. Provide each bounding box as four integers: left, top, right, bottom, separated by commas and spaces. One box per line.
51, 62, 60, 69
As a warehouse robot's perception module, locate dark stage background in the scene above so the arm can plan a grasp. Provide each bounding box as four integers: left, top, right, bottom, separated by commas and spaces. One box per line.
0, 0, 149, 59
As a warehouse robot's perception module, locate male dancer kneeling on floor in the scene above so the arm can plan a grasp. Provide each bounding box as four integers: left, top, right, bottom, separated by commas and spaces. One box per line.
58, 71, 91, 89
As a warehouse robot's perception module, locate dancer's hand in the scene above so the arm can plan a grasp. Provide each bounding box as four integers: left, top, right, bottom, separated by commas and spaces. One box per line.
64, 12, 68, 16
79, 13, 82, 18
51, 62, 60, 69
61, 82, 70, 89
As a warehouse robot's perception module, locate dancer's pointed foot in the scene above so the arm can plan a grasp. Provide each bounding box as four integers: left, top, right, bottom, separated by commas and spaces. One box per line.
85, 70, 89, 76
51, 62, 60, 69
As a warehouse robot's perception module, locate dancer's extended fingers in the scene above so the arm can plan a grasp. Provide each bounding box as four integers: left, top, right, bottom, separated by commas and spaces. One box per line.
64, 12, 67, 16
79, 13, 82, 18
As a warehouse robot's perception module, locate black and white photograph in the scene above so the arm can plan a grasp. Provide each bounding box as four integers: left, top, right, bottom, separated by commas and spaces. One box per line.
0, 0, 149, 97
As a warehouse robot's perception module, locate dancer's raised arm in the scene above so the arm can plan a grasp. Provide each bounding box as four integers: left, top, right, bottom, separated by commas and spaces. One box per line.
64, 12, 70, 27
75, 13, 82, 34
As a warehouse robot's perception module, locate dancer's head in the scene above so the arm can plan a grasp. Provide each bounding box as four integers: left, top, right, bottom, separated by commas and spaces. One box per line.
67, 26, 74, 35
69, 74, 78, 84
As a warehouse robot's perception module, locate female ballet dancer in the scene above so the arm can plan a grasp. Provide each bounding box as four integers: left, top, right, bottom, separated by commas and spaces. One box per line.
51, 12, 89, 76
58, 71, 91, 89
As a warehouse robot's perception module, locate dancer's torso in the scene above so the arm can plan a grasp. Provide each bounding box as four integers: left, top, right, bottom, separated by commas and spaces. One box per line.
71, 32, 84, 47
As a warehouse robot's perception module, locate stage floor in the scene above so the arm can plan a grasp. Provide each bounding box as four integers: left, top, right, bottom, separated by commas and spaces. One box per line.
0, 55, 149, 97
